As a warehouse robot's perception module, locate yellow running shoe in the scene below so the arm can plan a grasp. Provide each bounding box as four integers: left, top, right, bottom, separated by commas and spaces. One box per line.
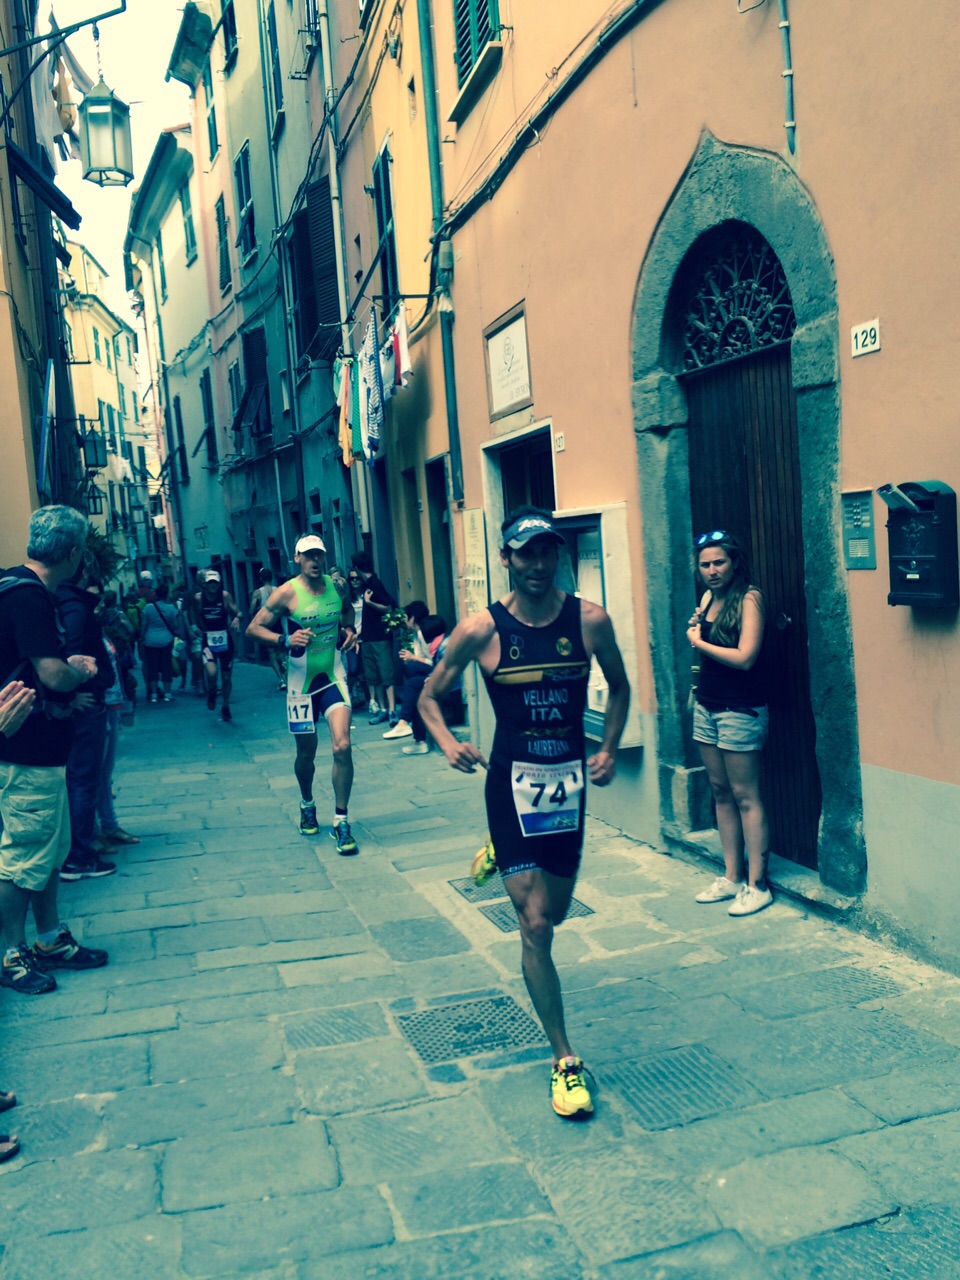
551, 1056, 594, 1119
470, 836, 497, 886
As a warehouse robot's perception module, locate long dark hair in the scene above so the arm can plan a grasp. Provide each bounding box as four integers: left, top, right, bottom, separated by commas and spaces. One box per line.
693, 533, 758, 648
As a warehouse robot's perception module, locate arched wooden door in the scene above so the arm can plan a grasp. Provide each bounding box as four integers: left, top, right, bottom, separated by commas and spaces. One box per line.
678, 227, 822, 868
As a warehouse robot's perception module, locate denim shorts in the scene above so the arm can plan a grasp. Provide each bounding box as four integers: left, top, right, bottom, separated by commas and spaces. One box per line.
692, 703, 769, 752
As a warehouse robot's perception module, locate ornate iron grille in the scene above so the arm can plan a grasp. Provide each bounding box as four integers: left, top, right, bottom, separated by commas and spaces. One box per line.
681, 229, 796, 371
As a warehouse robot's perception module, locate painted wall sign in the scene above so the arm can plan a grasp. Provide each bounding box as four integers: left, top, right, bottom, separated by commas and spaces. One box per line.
483, 305, 534, 420
460, 507, 489, 617
851, 318, 881, 358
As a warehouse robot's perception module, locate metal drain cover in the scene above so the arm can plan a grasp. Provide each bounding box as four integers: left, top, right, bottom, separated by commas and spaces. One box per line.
479, 897, 594, 933
448, 875, 507, 904
396, 995, 543, 1063
604, 1043, 761, 1129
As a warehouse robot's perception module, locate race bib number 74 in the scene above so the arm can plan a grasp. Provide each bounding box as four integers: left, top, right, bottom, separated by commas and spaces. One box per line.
511, 760, 584, 837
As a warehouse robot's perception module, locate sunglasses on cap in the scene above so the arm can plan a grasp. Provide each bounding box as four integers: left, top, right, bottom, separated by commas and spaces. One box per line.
695, 530, 730, 548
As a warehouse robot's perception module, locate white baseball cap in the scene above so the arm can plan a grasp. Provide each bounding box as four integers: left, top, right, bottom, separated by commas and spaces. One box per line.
204, 569, 221, 583
295, 535, 326, 554
139, 570, 153, 580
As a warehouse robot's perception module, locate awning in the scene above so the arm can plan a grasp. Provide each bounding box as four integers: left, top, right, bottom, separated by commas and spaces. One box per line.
5, 139, 81, 230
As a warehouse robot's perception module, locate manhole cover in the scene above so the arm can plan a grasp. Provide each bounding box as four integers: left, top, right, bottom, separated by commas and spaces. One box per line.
448, 875, 507, 904
604, 1043, 761, 1129
479, 898, 594, 933
282, 1005, 388, 1051
396, 995, 543, 1063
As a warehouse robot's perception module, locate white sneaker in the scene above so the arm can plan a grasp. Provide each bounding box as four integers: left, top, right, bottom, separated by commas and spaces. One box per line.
383, 720, 413, 740
695, 875, 744, 904
728, 884, 774, 916
402, 741, 429, 755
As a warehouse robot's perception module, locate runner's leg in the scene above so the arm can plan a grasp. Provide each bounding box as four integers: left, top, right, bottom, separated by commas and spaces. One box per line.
294, 734, 319, 802
503, 868, 576, 1060
326, 703, 354, 811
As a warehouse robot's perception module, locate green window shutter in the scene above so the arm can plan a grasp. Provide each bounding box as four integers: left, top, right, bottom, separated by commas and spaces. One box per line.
454, 0, 499, 87
289, 209, 319, 361
307, 176, 341, 361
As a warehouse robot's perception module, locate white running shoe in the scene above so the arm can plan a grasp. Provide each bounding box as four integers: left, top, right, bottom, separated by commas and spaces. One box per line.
728, 884, 774, 917
695, 875, 744, 904
383, 720, 413, 739
401, 741, 429, 755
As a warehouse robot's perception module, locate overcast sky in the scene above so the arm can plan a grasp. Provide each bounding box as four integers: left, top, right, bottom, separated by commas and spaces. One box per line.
52, 0, 190, 313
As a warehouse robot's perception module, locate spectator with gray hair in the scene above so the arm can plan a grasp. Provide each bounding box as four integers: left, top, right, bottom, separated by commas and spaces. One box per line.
0, 505, 109, 995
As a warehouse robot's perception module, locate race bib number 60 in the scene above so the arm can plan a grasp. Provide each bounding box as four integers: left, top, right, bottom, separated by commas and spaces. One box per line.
511, 760, 584, 837
287, 693, 316, 735
206, 629, 229, 653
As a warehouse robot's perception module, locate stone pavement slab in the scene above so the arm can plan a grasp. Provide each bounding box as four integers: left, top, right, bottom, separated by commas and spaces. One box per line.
5, 665, 960, 1278
705, 1145, 897, 1247
161, 1120, 338, 1211
177, 1186, 394, 1276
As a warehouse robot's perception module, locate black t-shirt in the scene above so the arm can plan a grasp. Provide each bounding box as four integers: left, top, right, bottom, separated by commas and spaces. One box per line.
360, 574, 395, 643
0, 567, 75, 767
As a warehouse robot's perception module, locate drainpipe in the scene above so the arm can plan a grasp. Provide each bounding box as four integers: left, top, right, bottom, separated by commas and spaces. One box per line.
144, 249, 188, 580
416, 0, 464, 502
777, 0, 796, 154
317, 0, 370, 539
255, 0, 307, 533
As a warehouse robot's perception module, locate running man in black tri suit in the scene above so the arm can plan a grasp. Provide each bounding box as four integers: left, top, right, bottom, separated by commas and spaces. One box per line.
419, 507, 630, 1119
193, 570, 241, 721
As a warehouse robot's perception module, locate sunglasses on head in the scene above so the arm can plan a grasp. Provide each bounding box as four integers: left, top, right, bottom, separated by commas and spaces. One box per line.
695, 530, 729, 548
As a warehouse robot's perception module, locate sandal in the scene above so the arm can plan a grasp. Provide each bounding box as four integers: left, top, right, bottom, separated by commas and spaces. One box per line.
0, 1090, 15, 1114
0, 1134, 20, 1163
104, 828, 140, 845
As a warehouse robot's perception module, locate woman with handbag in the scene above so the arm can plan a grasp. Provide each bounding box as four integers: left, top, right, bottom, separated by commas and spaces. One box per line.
141, 582, 179, 703
686, 530, 773, 917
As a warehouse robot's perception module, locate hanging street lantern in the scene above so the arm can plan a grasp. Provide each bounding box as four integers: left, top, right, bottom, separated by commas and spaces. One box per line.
78, 76, 134, 187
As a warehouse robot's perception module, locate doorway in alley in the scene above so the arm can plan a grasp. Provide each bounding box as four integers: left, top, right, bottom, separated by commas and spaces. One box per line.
678, 225, 822, 868
425, 457, 456, 629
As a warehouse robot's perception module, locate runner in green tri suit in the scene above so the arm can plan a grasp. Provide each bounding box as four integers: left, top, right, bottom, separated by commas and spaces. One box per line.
246, 535, 360, 854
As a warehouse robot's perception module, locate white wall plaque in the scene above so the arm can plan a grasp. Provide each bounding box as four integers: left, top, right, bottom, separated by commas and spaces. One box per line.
484, 306, 533, 420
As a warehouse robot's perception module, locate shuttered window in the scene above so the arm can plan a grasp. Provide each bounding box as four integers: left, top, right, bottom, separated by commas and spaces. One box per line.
203, 61, 218, 160
307, 176, 341, 360
372, 148, 399, 320
199, 369, 218, 465
181, 183, 197, 264
215, 196, 231, 291
234, 327, 271, 440
221, 0, 238, 65
173, 395, 189, 484
288, 210, 319, 362
234, 143, 256, 261
266, 3, 284, 114
454, 0, 499, 87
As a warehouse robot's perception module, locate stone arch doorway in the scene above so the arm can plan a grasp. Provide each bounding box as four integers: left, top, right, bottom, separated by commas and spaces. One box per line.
632, 134, 866, 895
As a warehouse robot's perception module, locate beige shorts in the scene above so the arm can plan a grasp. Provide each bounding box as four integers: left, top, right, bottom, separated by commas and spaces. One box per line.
0, 764, 71, 891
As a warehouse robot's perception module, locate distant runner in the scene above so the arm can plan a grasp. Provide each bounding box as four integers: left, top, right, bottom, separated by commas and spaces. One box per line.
420, 507, 630, 1120
194, 570, 241, 722
246, 535, 360, 855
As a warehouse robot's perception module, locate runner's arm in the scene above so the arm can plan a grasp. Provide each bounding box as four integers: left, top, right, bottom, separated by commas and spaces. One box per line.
582, 602, 630, 786
247, 585, 300, 647
418, 613, 493, 772
224, 591, 242, 630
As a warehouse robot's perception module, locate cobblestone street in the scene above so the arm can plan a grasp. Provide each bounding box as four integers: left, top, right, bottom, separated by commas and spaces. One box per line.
2, 664, 959, 1278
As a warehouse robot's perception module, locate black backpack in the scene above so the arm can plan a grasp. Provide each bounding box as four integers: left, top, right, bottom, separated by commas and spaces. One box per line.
0, 573, 53, 705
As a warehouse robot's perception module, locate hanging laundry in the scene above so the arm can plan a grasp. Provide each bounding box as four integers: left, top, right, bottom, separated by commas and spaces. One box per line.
379, 306, 414, 397
358, 312, 385, 462
334, 357, 354, 467
393, 305, 413, 388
